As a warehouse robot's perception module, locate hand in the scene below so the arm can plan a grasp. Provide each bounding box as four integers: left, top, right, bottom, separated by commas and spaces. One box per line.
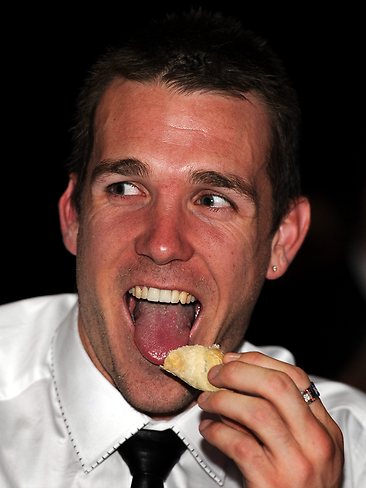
197, 352, 344, 488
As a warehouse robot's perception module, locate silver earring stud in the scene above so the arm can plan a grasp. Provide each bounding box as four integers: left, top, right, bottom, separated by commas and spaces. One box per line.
272, 265, 278, 272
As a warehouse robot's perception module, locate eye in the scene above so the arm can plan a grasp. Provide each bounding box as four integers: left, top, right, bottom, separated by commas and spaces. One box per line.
106, 181, 141, 196
196, 193, 232, 209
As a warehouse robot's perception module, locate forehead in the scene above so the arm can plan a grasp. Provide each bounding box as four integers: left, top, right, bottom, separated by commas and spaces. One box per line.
92, 79, 271, 178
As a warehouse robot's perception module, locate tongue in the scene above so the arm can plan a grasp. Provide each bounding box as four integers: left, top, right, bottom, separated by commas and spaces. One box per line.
133, 300, 194, 365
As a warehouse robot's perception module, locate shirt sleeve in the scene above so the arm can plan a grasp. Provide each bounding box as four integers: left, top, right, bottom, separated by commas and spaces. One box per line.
339, 407, 366, 488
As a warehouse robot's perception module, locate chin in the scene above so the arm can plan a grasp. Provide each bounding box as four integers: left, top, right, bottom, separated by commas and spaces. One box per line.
115, 372, 198, 418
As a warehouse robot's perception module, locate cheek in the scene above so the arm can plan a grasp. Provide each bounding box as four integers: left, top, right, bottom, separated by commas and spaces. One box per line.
200, 221, 257, 273
77, 209, 136, 266
75, 223, 118, 299
205, 221, 272, 305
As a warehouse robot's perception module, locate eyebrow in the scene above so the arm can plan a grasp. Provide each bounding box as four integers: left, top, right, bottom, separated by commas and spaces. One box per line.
91, 158, 257, 203
91, 158, 149, 181
190, 169, 258, 203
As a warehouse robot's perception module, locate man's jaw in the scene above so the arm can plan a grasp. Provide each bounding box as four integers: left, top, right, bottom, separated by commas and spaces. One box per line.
126, 285, 202, 365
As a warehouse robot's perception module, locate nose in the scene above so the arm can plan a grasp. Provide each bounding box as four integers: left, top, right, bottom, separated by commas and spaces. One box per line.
134, 203, 194, 265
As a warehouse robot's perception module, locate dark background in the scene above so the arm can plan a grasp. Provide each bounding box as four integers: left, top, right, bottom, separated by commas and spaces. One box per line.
2, 3, 365, 385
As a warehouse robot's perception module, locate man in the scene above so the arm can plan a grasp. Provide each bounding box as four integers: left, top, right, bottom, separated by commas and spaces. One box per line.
1, 9, 365, 487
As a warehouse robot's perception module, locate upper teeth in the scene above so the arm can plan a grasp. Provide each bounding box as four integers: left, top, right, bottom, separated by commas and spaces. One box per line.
129, 286, 196, 304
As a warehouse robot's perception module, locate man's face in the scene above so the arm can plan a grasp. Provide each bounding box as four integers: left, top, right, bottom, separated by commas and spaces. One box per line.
62, 80, 275, 416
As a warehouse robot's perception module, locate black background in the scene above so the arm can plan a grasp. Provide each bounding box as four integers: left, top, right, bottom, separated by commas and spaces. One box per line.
2, 2, 365, 382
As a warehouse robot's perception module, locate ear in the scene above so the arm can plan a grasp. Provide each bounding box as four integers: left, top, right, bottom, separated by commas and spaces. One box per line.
266, 196, 311, 279
58, 174, 79, 256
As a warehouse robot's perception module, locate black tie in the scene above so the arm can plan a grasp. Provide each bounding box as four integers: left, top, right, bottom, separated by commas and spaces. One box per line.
118, 429, 186, 488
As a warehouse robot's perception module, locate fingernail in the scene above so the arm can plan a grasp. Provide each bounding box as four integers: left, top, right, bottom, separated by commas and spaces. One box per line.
199, 418, 213, 432
198, 391, 210, 405
208, 364, 221, 379
197, 392, 211, 410
224, 352, 241, 362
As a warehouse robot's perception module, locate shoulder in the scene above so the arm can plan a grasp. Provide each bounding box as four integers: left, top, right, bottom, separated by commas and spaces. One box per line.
0, 294, 78, 398
0, 293, 77, 327
0, 293, 78, 347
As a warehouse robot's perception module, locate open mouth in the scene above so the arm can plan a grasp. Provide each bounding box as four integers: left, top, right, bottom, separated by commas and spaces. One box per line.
127, 286, 201, 365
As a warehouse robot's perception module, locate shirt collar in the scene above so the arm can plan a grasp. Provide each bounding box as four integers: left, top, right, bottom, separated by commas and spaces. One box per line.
161, 405, 231, 485
51, 303, 150, 472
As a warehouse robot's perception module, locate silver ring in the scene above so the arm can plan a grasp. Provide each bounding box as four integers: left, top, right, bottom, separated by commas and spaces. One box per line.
301, 382, 320, 405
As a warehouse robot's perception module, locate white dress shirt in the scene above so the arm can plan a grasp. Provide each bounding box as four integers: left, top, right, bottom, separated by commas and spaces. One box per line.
0, 294, 365, 487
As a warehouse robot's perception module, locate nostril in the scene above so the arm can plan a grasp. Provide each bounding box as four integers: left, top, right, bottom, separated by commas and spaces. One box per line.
134, 210, 194, 265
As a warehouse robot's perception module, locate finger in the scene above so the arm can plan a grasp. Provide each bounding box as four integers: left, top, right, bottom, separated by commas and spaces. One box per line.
219, 352, 327, 420
223, 351, 313, 392
223, 352, 342, 436
207, 354, 343, 456
199, 416, 278, 486
198, 388, 302, 460
200, 414, 343, 487
199, 408, 326, 487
